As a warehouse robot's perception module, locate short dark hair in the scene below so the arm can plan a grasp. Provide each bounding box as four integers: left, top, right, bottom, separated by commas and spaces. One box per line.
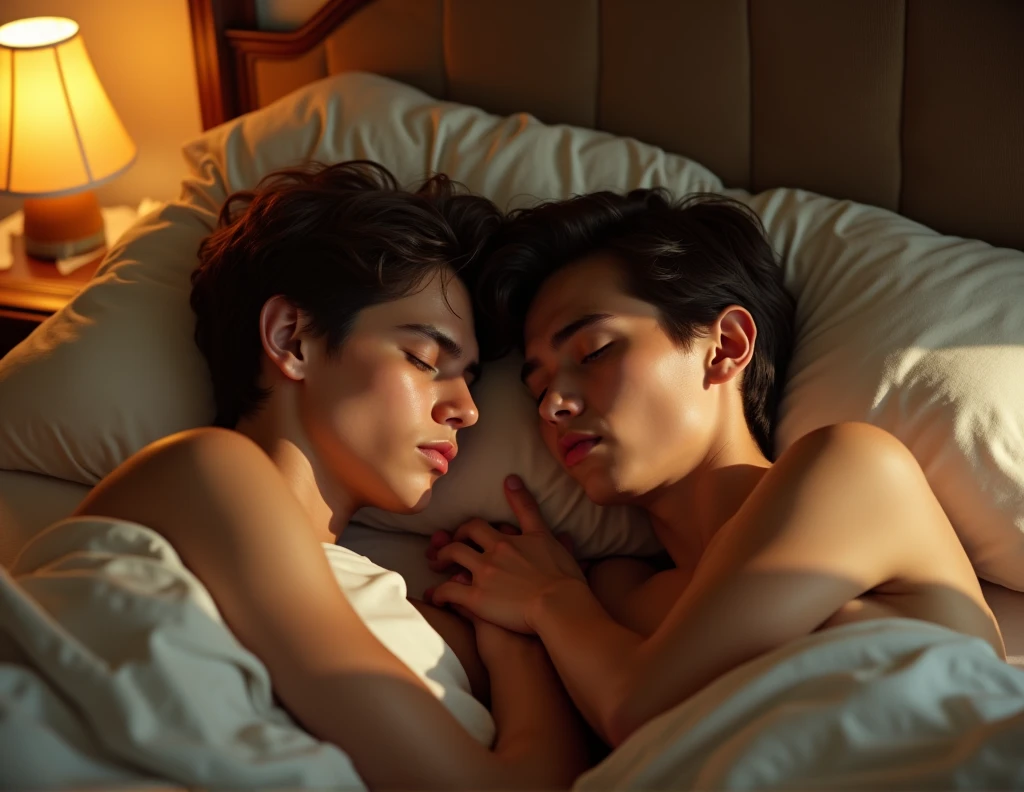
476, 189, 795, 458
190, 160, 502, 428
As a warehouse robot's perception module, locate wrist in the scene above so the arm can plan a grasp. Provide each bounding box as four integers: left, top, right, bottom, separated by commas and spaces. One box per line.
477, 626, 543, 666
527, 576, 594, 635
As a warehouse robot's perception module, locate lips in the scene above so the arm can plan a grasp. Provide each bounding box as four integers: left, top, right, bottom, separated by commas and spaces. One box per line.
559, 432, 602, 468
418, 442, 457, 475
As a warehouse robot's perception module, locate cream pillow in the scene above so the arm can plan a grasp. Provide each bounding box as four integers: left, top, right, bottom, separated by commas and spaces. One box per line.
744, 188, 1024, 589
1, 72, 1022, 584
0, 202, 216, 484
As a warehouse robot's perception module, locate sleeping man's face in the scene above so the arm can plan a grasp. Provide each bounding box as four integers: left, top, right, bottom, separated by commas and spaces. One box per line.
521, 251, 725, 506
294, 269, 481, 515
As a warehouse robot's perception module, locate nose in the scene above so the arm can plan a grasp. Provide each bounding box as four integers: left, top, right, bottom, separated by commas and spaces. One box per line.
539, 385, 583, 425
432, 378, 479, 429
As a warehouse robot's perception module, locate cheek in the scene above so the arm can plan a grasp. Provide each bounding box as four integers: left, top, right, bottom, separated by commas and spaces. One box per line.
609, 349, 708, 448
307, 357, 430, 454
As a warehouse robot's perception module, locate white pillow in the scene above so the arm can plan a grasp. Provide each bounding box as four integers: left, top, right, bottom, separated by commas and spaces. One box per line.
1, 72, 1022, 586
745, 188, 1024, 589
0, 202, 216, 484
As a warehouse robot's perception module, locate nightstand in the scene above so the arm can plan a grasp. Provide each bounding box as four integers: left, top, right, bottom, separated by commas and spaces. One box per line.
0, 234, 103, 357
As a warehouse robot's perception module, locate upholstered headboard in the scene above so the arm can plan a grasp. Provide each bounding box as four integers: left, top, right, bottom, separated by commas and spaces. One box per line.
188, 0, 1024, 251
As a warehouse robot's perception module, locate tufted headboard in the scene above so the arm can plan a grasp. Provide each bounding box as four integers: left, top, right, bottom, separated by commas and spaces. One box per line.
188, 0, 1024, 250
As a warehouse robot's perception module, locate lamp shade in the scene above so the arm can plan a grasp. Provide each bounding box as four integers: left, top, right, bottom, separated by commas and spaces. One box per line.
0, 16, 136, 197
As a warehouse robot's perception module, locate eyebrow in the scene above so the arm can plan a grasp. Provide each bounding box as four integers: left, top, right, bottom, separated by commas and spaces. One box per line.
519, 313, 613, 384
398, 323, 481, 382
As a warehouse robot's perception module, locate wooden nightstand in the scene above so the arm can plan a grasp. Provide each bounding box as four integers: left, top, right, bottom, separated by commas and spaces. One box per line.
0, 234, 103, 357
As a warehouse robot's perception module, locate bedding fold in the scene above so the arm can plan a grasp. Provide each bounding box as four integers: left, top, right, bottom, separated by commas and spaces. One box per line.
0, 516, 493, 790
576, 619, 1024, 790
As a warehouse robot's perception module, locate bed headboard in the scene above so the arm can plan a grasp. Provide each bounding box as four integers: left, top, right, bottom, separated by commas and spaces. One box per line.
187, 0, 1024, 251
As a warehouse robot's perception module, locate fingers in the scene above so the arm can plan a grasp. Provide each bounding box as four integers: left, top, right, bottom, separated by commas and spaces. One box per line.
450, 603, 475, 622
428, 521, 498, 572
423, 584, 475, 622
431, 580, 475, 612
504, 474, 550, 534
423, 566, 471, 603
425, 530, 452, 568
556, 533, 575, 556
435, 541, 483, 574
452, 518, 502, 552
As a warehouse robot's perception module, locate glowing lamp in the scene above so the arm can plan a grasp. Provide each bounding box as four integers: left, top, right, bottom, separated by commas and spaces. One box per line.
0, 17, 136, 259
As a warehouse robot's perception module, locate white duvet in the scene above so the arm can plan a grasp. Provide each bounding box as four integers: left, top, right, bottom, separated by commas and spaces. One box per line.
3, 518, 1024, 790
0, 517, 492, 790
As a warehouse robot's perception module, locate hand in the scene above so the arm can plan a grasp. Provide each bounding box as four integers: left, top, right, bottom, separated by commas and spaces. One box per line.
424, 525, 542, 668
426, 475, 586, 633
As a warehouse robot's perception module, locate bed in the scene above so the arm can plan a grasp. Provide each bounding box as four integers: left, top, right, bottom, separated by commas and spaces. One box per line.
2, 0, 1024, 788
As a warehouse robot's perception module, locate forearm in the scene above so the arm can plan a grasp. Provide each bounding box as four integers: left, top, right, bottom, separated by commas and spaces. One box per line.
486, 636, 591, 789
286, 627, 585, 790
530, 579, 647, 745
280, 632, 506, 790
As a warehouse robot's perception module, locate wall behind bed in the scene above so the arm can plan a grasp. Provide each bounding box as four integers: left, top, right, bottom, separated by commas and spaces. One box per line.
216, 0, 1024, 252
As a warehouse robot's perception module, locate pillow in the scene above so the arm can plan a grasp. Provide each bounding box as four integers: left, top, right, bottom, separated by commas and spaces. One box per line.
744, 188, 1024, 589
0, 202, 216, 484
1, 72, 1022, 585
0, 470, 89, 568
2, 72, 709, 558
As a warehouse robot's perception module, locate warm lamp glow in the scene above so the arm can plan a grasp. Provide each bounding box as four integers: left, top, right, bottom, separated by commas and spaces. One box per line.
0, 16, 136, 197
0, 16, 79, 48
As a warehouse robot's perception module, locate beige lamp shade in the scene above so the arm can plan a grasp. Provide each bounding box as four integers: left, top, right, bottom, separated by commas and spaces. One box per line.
0, 16, 136, 197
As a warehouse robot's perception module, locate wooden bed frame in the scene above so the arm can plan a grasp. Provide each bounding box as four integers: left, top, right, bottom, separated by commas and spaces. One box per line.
184, 0, 1024, 251
187, 0, 375, 130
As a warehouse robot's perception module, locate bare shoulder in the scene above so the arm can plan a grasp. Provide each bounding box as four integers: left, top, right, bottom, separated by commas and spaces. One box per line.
712, 422, 952, 591
762, 422, 932, 521
776, 422, 922, 482
97, 426, 269, 481
75, 427, 298, 545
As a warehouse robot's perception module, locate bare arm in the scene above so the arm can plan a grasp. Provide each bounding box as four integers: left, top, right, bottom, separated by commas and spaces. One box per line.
412, 600, 590, 785
435, 424, 984, 747
477, 627, 591, 785
76, 428, 579, 790
588, 558, 689, 638
410, 599, 490, 700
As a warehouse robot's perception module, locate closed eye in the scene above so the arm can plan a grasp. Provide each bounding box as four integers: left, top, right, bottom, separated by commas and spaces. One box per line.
406, 352, 437, 374
533, 343, 613, 406
582, 342, 613, 363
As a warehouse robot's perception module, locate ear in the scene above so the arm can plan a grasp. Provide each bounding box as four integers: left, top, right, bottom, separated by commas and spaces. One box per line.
259, 295, 309, 382
705, 305, 757, 386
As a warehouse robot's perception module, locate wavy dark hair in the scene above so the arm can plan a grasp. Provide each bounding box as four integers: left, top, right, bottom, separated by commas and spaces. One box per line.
190, 160, 502, 428
476, 190, 795, 458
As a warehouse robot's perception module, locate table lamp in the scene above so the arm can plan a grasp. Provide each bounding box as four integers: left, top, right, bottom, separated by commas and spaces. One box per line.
0, 16, 136, 260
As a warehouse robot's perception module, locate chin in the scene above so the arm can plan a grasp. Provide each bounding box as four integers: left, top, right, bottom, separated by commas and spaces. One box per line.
402, 484, 433, 514
372, 480, 432, 515
578, 469, 628, 506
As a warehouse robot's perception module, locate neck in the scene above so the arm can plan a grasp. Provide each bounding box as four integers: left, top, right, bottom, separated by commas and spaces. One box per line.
235, 391, 356, 544
638, 433, 771, 571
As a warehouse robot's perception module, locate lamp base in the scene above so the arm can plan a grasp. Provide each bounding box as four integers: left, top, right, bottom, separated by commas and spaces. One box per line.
23, 191, 106, 260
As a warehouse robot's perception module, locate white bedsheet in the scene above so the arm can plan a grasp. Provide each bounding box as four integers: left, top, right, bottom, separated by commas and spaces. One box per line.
0, 517, 492, 790
579, 619, 1024, 790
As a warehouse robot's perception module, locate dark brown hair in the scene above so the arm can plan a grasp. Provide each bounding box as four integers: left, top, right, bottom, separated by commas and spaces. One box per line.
190, 160, 502, 428
476, 189, 795, 458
